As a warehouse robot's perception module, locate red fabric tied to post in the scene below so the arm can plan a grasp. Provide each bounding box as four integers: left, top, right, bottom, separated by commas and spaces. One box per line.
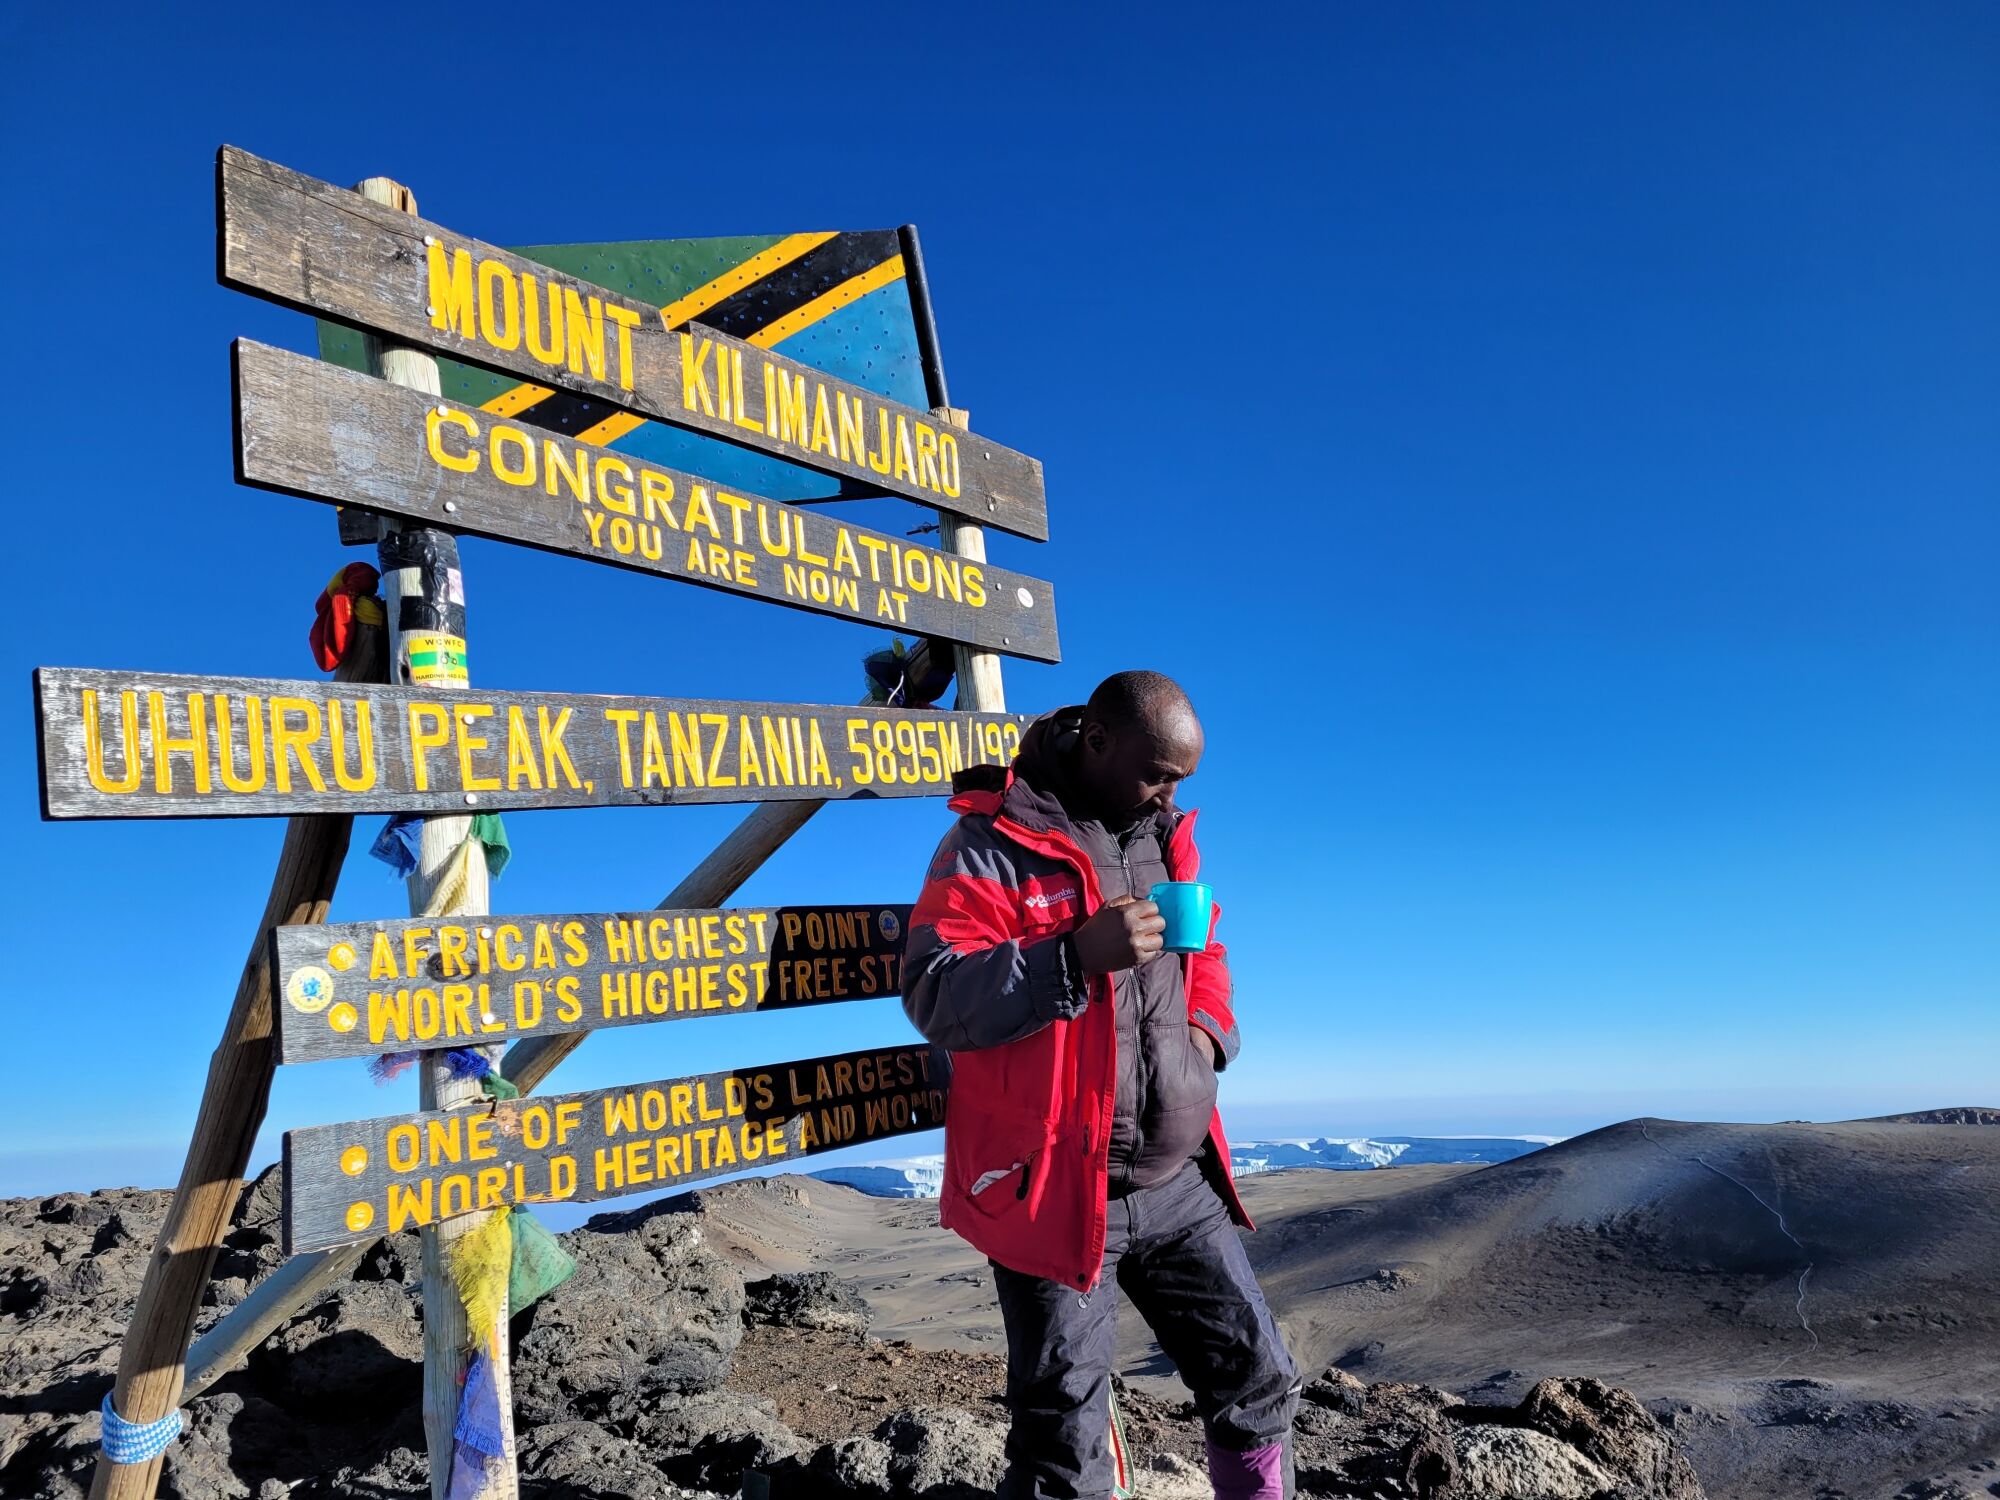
310, 563, 384, 670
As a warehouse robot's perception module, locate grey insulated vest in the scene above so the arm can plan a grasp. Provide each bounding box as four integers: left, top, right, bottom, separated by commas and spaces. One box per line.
1068, 812, 1219, 1195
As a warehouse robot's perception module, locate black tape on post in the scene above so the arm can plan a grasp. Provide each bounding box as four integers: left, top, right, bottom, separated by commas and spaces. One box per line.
377, 529, 468, 691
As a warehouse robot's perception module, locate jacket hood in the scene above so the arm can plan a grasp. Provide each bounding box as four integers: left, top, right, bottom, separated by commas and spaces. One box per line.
952, 706, 1178, 845
950, 704, 1080, 797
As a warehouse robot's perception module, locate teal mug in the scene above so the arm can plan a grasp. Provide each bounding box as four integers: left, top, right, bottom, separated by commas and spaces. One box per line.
1149, 881, 1213, 954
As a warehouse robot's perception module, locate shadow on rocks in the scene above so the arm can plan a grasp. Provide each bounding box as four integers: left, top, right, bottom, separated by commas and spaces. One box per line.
757, 1404, 1006, 1500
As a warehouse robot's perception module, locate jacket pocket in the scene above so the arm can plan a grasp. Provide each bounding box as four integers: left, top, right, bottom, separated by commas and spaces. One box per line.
946, 1110, 1052, 1224
967, 1148, 1041, 1201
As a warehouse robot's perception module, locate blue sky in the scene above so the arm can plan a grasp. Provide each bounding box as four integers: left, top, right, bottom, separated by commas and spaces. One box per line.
1, 2, 1994, 1197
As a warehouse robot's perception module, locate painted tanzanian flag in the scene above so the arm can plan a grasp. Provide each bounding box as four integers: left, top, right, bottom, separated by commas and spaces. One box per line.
319, 230, 926, 502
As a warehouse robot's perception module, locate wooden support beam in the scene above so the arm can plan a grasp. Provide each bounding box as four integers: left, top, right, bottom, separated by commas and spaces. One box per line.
87, 627, 385, 1500
181, 1240, 365, 1402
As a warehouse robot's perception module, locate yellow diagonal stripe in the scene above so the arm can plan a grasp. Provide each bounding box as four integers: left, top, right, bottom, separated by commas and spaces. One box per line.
748, 255, 907, 350
483, 383, 554, 417
576, 411, 648, 446
659, 232, 839, 330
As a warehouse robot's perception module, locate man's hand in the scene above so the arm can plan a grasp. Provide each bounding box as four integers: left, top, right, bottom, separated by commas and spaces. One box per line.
1071, 895, 1165, 974
1189, 1026, 1218, 1069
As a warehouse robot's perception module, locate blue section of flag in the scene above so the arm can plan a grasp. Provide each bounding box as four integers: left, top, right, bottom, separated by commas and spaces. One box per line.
606, 280, 927, 499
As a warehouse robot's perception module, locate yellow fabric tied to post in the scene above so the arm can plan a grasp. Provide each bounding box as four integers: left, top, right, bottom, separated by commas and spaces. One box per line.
424, 833, 487, 922
449, 1206, 513, 1358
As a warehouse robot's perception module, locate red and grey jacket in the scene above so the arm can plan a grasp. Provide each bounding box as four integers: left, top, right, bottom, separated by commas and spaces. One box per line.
901, 724, 1249, 1292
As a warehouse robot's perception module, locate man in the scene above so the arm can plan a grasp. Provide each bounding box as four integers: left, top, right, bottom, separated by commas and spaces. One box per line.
903, 671, 1299, 1500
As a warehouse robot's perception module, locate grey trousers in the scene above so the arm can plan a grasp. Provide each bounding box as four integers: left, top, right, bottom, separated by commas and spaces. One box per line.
990, 1160, 1300, 1500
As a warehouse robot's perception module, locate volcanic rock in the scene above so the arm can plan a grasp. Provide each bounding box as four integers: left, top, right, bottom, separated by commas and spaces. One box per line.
744, 1270, 872, 1336
632, 1388, 802, 1489
1300, 1364, 1368, 1417
1517, 1376, 1706, 1499
874, 1404, 1008, 1496
512, 1200, 744, 1426
517, 1419, 686, 1499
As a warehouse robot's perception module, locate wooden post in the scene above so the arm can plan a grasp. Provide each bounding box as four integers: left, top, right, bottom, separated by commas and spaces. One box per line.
896, 225, 1005, 717
937, 425, 1006, 715
355, 174, 517, 1500
88, 627, 384, 1500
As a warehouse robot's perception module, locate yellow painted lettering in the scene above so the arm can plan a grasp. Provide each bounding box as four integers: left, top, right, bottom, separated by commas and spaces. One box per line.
268, 697, 326, 793
426, 243, 475, 338
407, 703, 450, 791
426, 407, 479, 473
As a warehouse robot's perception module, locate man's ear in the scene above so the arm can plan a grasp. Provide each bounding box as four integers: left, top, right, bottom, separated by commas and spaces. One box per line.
1081, 722, 1112, 759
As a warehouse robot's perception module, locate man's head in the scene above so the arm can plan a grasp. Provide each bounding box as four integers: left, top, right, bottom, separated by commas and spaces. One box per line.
1072, 670, 1203, 829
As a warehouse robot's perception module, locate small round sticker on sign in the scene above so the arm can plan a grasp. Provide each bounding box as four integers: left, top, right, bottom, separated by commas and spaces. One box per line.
287, 966, 334, 1014
878, 910, 901, 943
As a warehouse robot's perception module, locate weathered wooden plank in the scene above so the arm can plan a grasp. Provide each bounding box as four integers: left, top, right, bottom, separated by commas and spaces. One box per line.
282, 1042, 945, 1253
232, 342, 1060, 661
35, 667, 1028, 820
272, 902, 912, 1064
217, 147, 1049, 541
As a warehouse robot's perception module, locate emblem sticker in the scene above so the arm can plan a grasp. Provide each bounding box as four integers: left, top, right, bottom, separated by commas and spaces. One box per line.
287, 966, 334, 1014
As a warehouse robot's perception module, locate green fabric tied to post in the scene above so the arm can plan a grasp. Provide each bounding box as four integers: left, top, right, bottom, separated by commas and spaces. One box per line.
469, 813, 512, 880
508, 1208, 575, 1317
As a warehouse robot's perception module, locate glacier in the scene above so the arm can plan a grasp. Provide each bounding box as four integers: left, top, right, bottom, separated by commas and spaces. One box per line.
807, 1156, 946, 1199
806, 1136, 1555, 1198
1225, 1136, 1555, 1175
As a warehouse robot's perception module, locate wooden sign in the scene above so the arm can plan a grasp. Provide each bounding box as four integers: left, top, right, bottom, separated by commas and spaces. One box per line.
35, 666, 1028, 820
271, 902, 913, 1064
218, 147, 1049, 541
281, 1042, 946, 1252
233, 342, 1060, 661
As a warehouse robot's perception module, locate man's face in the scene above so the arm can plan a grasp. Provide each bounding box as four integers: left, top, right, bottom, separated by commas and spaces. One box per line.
1076, 716, 1204, 829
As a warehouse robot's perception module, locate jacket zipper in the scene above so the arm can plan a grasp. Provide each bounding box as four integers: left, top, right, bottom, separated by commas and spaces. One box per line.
1118, 835, 1146, 1187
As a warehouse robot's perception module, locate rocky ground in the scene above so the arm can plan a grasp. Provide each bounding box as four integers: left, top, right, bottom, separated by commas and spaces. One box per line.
2, 1170, 1716, 1499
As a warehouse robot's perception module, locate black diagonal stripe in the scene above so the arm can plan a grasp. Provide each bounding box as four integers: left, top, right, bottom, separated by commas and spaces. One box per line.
689, 229, 904, 339
503, 388, 620, 438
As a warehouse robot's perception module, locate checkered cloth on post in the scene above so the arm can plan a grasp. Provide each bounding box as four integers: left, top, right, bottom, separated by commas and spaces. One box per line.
99, 1394, 181, 1464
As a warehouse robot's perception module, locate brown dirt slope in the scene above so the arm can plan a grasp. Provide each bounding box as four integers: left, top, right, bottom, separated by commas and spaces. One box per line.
698, 1116, 2000, 1500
